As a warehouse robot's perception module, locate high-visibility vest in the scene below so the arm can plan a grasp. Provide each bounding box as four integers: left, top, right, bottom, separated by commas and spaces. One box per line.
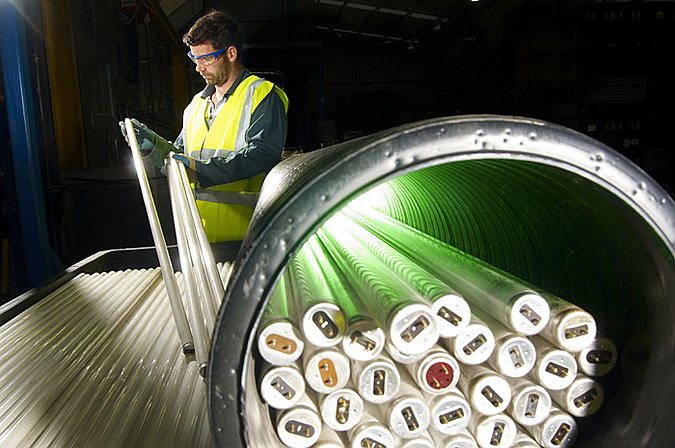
185, 74, 289, 242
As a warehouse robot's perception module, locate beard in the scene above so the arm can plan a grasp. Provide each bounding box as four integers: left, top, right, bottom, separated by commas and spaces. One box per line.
201, 63, 228, 86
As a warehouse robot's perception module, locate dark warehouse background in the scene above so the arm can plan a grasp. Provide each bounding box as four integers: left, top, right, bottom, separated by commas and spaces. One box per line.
0, 0, 673, 300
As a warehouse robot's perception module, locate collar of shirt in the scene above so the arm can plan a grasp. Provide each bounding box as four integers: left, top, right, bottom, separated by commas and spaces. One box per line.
199, 67, 250, 101
200, 68, 250, 127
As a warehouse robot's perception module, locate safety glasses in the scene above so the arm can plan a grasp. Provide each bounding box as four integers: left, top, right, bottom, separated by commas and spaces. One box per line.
187, 47, 228, 66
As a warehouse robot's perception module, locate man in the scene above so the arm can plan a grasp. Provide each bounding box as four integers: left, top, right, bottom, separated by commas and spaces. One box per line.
122, 10, 289, 242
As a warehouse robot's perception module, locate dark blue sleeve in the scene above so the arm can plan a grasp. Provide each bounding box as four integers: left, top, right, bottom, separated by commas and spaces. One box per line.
194, 88, 288, 188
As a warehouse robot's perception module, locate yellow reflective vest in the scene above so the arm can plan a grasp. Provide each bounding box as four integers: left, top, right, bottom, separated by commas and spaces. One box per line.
184, 74, 289, 242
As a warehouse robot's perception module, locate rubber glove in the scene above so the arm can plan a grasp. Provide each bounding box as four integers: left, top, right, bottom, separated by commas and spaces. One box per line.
119, 118, 174, 168
171, 153, 198, 171
171, 153, 199, 183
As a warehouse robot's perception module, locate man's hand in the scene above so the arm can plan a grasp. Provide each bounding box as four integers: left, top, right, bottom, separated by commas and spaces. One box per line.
171, 153, 198, 171
118, 118, 156, 153
119, 118, 174, 168
171, 153, 198, 182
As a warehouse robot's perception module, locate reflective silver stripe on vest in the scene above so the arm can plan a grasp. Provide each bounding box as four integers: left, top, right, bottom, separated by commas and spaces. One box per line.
234, 78, 266, 151
198, 148, 217, 159
194, 189, 260, 206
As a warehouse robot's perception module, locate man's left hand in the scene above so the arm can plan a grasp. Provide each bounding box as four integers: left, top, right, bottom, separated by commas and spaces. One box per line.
172, 153, 198, 182
172, 153, 198, 171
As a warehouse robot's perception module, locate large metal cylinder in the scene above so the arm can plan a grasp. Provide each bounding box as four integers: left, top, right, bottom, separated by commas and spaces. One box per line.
209, 115, 675, 447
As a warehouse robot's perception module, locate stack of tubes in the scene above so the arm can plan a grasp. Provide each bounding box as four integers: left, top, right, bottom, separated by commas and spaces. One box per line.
0, 263, 232, 447
125, 118, 225, 377
256, 207, 617, 448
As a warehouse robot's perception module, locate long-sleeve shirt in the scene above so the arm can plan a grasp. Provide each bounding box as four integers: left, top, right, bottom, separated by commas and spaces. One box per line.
173, 68, 288, 189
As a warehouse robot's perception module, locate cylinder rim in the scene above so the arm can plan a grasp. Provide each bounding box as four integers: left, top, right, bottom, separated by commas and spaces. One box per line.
208, 114, 675, 448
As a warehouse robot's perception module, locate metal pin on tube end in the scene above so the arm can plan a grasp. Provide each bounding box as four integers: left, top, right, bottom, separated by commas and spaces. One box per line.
353, 357, 401, 404
260, 364, 306, 410
320, 388, 364, 431
459, 365, 512, 416
304, 348, 351, 394
576, 337, 618, 376
258, 320, 305, 366
506, 379, 552, 426
386, 397, 431, 439
544, 308, 597, 353
431, 294, 471, 338
181, 342, 195, 354
475, 378, 511, 416
490, 334, 536, 378
530, 339, 578, 390
509, 293, 551, 336
427, 389, 472, 435
447, 321, 495, 365
526, 408, 578, 448
469, 413, 517, 448
342, 319, 386, 361
412, 346, 460, 394
549, 375, 604, 417
277, 405, 323, 448
389, 303, 439, 355
302, 303, 347, 348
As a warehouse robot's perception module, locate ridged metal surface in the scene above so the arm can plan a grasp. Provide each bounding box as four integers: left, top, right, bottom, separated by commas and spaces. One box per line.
0, 262, 232, 448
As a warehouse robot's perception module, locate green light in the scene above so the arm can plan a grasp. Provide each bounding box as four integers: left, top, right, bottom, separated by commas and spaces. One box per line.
262, 273, 293, 323
288, 235, 345, 310
327, 211, 462, 306
341, 206, 544, 330
298, 235, 363, 322
317, 214, 439, 354
317, 215, 429, 326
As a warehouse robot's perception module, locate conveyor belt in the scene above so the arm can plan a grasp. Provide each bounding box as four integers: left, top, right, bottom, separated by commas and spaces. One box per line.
0, 262, 233, 448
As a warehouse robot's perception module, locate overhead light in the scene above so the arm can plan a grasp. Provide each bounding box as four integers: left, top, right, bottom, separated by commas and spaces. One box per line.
380, 7, 407, 16
317, 0, 344, 6
410, 12, 439, 21
334, 27, 358, 34
346, 2, 376, 11
362, 32, 384, 38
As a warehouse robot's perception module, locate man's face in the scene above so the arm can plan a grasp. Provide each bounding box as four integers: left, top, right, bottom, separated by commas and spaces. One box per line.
189, 43, 230, 86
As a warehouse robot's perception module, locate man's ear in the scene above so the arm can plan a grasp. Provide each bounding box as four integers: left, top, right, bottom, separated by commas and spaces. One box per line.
226, 45, 238, 62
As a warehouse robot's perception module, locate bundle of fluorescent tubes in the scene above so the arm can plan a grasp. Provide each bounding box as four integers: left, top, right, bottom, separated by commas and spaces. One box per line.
0, 262, 233, 448
256, 207, 616, 448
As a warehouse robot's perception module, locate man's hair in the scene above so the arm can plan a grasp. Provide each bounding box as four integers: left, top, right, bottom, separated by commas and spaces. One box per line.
183, 10, 242, 55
